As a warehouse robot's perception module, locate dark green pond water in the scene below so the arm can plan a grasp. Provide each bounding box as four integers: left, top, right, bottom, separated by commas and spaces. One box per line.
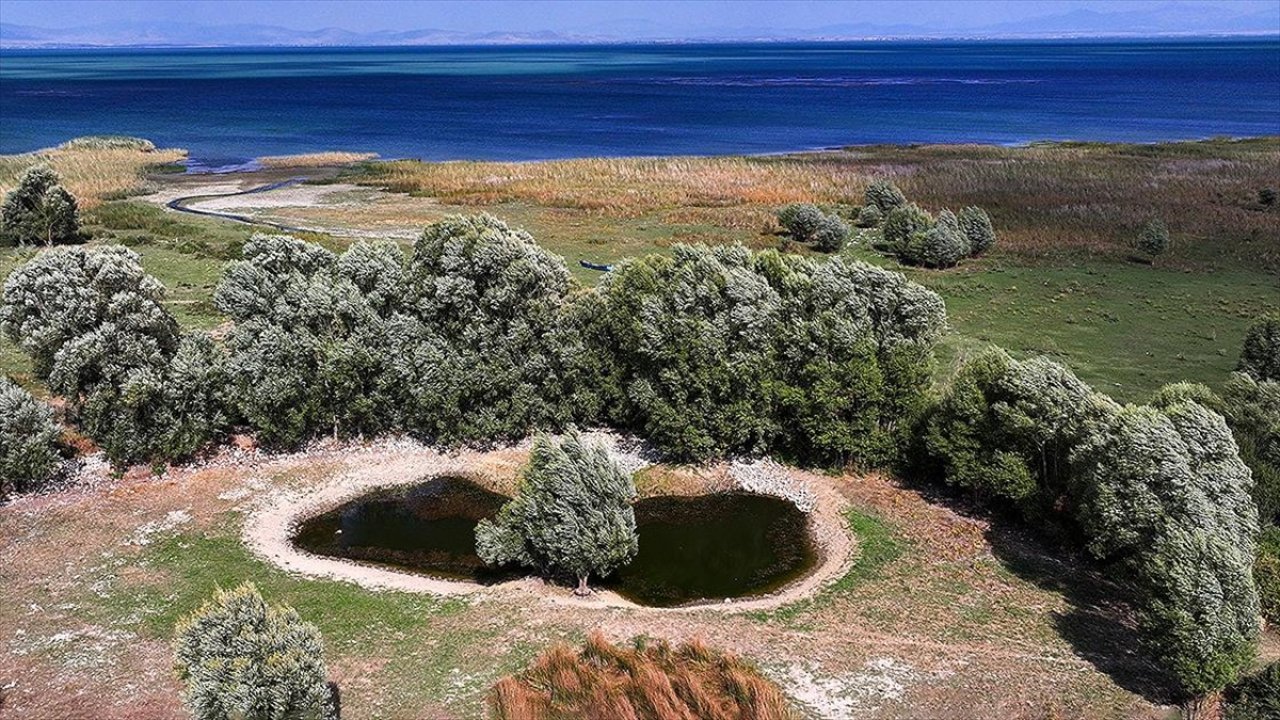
291, 476, 817, 607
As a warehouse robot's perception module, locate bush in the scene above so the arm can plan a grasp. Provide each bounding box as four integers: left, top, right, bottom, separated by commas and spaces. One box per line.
1256, 528, 1280, 625
0, 377, 60, 499
856, 203, 882, 227
902, 221, 967, 268
1135, 219, 1170, 261
1220, 373, 1280, 525
595, 244, 944, 463
880, 202, 932, 253
926, 350, 1262, 696
1, 165, 80, 247
957, 206, 996, 256
476, 432, 638, 593
776, 203, 826, 242
864, 179, 907, 213
1, 246, 196, 469
1238, 315, 1280, 382
1225, 661, 1280, 720
174, 584, 332, 720
811, 213, 850, 252
489, 631, 796, 720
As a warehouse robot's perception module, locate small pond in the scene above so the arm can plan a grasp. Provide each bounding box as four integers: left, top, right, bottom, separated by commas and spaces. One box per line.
291, 476, 818, 607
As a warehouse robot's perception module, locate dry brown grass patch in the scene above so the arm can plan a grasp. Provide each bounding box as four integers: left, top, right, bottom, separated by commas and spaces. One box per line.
0, 141, 187, 210
487, 631, 796, 720
256, 151, 378, 168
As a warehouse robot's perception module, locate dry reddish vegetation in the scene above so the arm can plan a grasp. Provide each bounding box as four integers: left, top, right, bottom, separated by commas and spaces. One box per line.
358, 138, 1280, 270
488, 631, 795, 720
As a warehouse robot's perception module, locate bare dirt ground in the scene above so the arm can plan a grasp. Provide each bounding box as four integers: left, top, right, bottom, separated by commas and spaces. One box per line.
1, 434, 1233, 720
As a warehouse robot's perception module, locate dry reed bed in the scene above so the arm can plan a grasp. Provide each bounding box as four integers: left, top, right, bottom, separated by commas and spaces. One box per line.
488, 631, 795, 720
256, 151, 379, 168
0, 142, 187, 210
359, 139, 1280, 269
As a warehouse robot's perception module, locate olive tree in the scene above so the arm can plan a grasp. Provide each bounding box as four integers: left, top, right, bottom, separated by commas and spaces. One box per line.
903, 221, 967, 269
958, 206, 996, 256
880, 202, 932, 253
0, 377, 60, 498
1, 246, 192, 469
864, 179, 907, 213
476, 432, 638, 594
174, 583, 332, 720
1238, 315, 1280, 382
776, 203, 826, 243
1, 245, 177, 379
1135, 219, 1170, 262
760, 251, 945, 466
1074, 400, 1260, 697
811, 213, 851, 252
403, 214, 578, 442
1, 165, 79, 247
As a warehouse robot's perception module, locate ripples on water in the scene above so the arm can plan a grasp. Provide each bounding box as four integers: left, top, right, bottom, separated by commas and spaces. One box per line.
1, 40, 1276, 163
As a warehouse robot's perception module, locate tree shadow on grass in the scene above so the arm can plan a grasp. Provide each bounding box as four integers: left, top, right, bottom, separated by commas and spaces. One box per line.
899, 477, 1182, 705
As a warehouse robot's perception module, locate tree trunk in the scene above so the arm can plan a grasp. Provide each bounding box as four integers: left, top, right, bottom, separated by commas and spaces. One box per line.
574, 575, 590, 596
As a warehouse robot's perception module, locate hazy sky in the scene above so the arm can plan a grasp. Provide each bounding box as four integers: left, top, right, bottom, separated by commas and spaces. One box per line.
3, 0, 1277, 33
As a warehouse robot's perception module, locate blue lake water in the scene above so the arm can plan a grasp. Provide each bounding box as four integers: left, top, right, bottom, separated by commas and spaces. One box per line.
1, 40, 1277, 168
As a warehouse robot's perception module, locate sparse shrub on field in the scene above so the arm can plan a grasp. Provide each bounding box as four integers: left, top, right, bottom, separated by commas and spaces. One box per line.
0, 377, 60, 499
1224, 661, 1280, 720
864, 179, 907, 214
1238, 316, 1280, 382
812, 213, 850, 252
174, 583, 333, 720
1258, 187, 1277, 207
487, 631, 796, 720
958, 206, 996, 255
1, 165, 80, 247
856, 203, 882, 227
476, 432, 637, 594
1134, 218, 1170, 262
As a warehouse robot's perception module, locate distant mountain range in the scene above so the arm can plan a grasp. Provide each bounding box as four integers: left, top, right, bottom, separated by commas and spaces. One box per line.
2, 3, 1277, 48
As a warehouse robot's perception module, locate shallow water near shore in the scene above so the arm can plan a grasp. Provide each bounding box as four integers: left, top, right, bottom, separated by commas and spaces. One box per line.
3, 39, 1277, 162
290, 476, 818, 607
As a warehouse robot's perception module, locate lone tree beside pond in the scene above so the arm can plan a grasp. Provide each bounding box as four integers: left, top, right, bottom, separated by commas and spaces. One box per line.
476, 432, 638, 595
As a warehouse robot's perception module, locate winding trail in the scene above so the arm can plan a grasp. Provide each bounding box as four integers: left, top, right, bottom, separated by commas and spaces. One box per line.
164, 177, 316, 233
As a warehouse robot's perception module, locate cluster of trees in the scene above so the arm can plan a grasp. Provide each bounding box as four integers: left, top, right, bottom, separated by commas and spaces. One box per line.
775, 203, 850, 252
174, 583, 334, 720
1, 165, 80, 247
921, 347, 1263, 698
857, 180, 996, 268
1, 215, 946, 471
476, 432, 638, 594
1, 245, 225, 471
